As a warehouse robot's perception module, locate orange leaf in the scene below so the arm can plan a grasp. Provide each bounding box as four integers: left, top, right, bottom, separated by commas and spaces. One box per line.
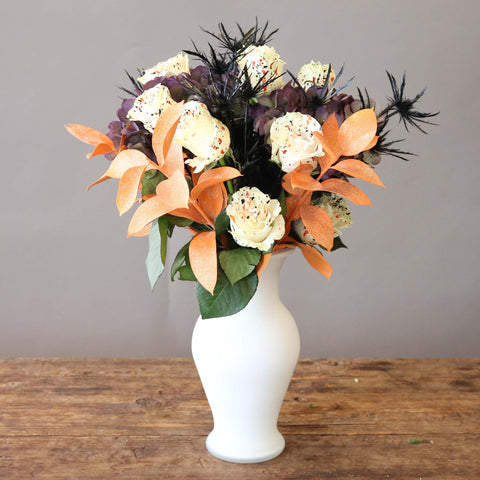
87, 175, 110, 191
291, 171, 323, 191
106, 149, 155, 179
159, 139, 184, 178
152, 102, 184, 168
300, 205, 334, 251
320, 179, 372, 206
117, 165, 148, 216
127, 170, 189, 237
318, 114, 341, 159
190, 167, 242, 200
169, 206, 206, 224
86, 142, 116, 159
286, 191, 312, 221
197, 183, 227, 224
296, 242, 332, 279
365, 135, 379, 151
65, 124, 114, 149
332, 159, 384, 187
189, 231, 217, 295
338, 109, 377, 156
256, 253, 272, 276
282, 164, 314, 195
131, 222, 152, 237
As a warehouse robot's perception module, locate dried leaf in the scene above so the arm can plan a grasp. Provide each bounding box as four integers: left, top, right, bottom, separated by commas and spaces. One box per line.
332, 159, 384, 186
296, 242, 332, 279
338, 109, 377, 156
152, 102, 184, 168
65, 124, 114, 149
189, 231, 217, 295
300, 205, 334, 251
117, 165, 148, 216
190, 167, 242, 200
320, 178, 372, 206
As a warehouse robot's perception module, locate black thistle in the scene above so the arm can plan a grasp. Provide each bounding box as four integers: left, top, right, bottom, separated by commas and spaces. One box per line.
381, 71, 439, 134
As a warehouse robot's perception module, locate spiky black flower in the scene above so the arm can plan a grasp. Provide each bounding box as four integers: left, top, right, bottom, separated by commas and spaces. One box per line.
381, 71, 439, 134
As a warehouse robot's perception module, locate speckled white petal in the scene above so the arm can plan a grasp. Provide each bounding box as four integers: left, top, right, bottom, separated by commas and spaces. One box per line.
137, 53, 190, 86
237, 45, 285, 95
127, 84, 176, 133
270, 112, 324, 173
297, 61, 336, 90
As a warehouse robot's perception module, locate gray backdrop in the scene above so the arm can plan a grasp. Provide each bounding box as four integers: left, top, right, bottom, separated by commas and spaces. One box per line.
1, 0, 479, 357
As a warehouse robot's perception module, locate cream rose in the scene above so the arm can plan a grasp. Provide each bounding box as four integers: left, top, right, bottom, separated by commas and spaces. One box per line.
137, 52, 190, 86
174, 101, 230, 173
226, 187, 285, 252
293, 194, 353, 245
270, 112, 324, 173
237, 45, 285, 95
297, 61, 336, 90
127, 84, 176, 133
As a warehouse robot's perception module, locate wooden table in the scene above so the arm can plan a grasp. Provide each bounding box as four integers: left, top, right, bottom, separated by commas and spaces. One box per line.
0, 358, 478, 479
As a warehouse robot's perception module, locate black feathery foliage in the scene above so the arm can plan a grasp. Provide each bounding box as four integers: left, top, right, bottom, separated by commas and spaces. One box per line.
118, 69, 143, 97
201, 19, 278, 54
381, 71, 439, 134
371, 123, 416, 161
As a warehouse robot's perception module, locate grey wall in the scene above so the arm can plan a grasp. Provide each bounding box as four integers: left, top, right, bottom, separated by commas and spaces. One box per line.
1, 0, 479, 357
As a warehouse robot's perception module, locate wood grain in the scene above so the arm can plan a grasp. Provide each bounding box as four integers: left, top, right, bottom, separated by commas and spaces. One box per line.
0, 358, 478, 479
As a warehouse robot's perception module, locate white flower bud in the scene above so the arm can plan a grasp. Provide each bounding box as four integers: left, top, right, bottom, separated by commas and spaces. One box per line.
137, 53, 190, 86
297, 61, 336, 90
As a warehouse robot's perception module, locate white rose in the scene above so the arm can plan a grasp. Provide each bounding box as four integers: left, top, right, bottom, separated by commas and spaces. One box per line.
297, 61, 336, 90
270, 112, 324, 173
226, 187, 285, 252
174, 101, 230, 173
127, 84, 176, 133
293, 194, 353, 244
137, 52, 190, 86
237, 45, 285, 95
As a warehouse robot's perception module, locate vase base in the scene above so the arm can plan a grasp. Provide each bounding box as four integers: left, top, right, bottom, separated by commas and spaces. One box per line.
205, 430, 285, 463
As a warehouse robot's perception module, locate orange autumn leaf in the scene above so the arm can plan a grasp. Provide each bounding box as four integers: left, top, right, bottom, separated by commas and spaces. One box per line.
190, 167, 242, 200
106, 149, 155, 179
197, 183, 227, 224
256, 253, 272, 276
116, 165, 148, 216
290, 171, 323, 191
169, 206, 206, 224
338, 108, 377, 156
127, 170, 189, 237
285, 191, 312, 221
86, 142, 116, 159
317, 114, 341, 160
320, 178, 372, 206
152, 102, 184, 168
332, 159, 384, 187
282, 163, 314, 195
87, 175, 110, 191
189, 231, 217, 295
65, 124, 115, 149
296, 242, 332, 280
131, 222, 152, 237
159, 139, 184, 178
300, 205, 334, 251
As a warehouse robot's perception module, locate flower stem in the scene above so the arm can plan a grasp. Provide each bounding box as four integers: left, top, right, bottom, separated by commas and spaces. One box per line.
219, 156, 235, 195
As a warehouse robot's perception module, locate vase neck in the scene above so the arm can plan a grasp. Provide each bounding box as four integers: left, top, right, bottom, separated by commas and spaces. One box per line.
255, 249, 293, 300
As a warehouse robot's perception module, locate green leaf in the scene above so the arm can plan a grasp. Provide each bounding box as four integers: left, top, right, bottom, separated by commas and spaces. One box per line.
141, 169, 166, 197
164, 214, 193, 228
278, 189, 287, 217
219, 248, 261, 285
196, 268, 258, 319
158, 217, 169, 265
170, 241, 190, 281
214, 209, 230, 236
146, 218, 168, 290
331, 236, 348, 251
178, 264, 196, 281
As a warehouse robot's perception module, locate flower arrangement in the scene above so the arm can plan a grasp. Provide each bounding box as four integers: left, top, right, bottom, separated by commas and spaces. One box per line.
66, 22, 437, 319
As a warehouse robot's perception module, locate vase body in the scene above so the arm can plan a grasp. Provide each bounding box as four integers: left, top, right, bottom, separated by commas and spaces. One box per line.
191, 248, 300, 463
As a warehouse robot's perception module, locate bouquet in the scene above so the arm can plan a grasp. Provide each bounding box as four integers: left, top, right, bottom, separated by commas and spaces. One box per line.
66, 22, 437, 319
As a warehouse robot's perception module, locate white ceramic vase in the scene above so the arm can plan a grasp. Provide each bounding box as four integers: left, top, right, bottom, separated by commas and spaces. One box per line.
191, 248, 300, 463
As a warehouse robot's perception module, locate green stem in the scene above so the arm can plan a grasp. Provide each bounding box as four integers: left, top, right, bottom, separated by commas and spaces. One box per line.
219, 156, 235, 195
